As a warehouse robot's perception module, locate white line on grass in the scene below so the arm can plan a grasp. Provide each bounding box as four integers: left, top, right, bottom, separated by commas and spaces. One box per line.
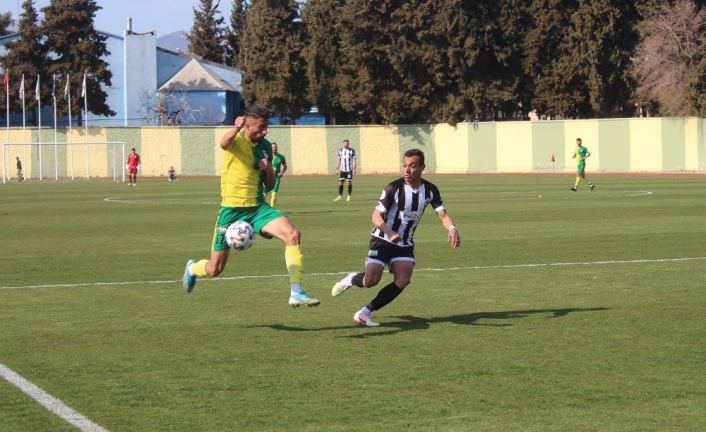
1, 256, 704, 291
0, 363, 108, 432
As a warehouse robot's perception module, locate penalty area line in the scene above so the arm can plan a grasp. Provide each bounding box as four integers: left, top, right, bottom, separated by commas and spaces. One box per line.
0, 363, 108, 432
1, 256, 705, 291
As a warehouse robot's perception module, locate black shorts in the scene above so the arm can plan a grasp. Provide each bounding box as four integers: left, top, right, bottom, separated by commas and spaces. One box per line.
339, 171, 353, 182
365, 237, 415, 271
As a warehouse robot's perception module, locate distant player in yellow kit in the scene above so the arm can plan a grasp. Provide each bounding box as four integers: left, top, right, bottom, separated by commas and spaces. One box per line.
182, 106, 319, 308
570, 138, 595, 192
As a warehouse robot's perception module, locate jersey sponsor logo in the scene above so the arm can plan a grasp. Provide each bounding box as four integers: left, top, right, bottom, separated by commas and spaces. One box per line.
217, 226, 228, 233
399, 210, 421, 222
368, 250, 378, 257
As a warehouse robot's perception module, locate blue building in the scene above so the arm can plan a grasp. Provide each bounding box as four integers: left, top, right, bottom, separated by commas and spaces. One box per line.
0, 20, 244, 127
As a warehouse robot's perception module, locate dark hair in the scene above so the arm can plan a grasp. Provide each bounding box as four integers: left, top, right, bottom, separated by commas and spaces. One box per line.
244, 105, 270, 120
131, 148, 136, 151
404, 149, 425, 165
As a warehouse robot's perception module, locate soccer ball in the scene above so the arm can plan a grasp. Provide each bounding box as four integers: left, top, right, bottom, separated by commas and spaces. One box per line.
225, 221, 255, 251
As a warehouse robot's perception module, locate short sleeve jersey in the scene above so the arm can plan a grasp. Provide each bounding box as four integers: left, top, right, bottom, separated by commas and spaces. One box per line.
338, 148, 355, 172
127, 153, 140, 168
272, 154, 286, 175
574, 146, 589, 164
221, 130, 273, 207
371, 178, 445, 247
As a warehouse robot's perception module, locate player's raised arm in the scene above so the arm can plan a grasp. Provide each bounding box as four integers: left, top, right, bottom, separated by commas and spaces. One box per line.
221, 116, 245, 150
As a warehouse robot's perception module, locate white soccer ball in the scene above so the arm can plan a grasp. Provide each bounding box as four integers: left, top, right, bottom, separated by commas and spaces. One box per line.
225, 221, 256, 251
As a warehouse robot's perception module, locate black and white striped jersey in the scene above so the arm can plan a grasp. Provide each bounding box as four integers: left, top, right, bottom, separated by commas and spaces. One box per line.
371, 178, 445, 247
338, 148, 356, 172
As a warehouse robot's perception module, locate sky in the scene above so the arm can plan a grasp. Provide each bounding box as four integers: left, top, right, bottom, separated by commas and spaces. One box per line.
8, 0, 233, 37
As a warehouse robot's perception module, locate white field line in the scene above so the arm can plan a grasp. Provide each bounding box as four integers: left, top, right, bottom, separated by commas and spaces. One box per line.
0, 364, 108, 432
1, 256, 704, 291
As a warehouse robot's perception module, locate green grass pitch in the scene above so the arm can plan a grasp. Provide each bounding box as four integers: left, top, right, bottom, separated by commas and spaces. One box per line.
0, 175, 705, 431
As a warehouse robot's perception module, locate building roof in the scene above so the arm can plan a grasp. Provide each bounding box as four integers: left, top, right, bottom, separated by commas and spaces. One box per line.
158, 58, 237, 92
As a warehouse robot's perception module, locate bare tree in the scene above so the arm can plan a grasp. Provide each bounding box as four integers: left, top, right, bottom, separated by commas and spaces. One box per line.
137, 89, 199, 126
633, 0, 706, 116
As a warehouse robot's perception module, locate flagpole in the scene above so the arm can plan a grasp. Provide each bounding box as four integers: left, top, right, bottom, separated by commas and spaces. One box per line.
4, 71, 8, 142
21, 74, 26, 180
36, 74, 42, 181
83, 73, 89, 179
53, 74, 58, 180
66, 74, 74, 180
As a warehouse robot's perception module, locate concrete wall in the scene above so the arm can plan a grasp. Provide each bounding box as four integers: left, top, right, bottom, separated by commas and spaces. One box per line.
2, 117, 705, 180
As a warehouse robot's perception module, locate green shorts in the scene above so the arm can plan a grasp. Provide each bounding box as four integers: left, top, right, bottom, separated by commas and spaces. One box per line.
271, 177, 282, 193
212, 204, 285, 251
577, 161, 586, 174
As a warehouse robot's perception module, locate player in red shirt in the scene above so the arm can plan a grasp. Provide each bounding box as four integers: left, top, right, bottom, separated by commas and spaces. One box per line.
126, 148, 141, 186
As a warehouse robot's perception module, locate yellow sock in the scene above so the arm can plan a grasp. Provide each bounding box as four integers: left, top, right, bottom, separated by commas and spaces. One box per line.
270, 192, 277, 208
584, 178, 591, 185
190, 259, 209, 277
574, 177, 580, 187
285, 245, 303, 284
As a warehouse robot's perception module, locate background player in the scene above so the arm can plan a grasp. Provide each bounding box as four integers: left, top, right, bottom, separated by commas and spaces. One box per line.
570, 138, 595, 192
183, 106, 319, 308
334, 139, 356, 202
331, 149, 461, 326
264, 142, 287, 208
126, 148, 141, 186
167, 166, 177, 181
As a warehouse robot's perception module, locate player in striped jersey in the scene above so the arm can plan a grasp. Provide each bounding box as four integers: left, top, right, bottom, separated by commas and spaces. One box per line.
182, 106, 319, 308
334, 140, 356, 201
331, 149, 461, 326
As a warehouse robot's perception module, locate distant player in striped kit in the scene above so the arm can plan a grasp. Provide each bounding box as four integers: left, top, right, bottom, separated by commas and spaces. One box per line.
334, 139, 356, 202
331, 149, 461, 326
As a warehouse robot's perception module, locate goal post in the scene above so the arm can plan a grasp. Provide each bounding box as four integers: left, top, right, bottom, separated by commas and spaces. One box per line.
2, 141, 126, 184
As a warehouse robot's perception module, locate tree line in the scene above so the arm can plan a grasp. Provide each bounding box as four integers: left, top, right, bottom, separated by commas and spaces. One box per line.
4, 0, 706, 126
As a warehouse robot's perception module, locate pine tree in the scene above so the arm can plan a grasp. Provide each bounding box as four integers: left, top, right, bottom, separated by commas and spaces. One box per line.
0, 0, 50, 125
239, 0, 309, 123
0, 12, 12, 36
301, 0, 347, 124
225, 0, 246, 67
41, 0, 115, 123
188, 0, 227, 63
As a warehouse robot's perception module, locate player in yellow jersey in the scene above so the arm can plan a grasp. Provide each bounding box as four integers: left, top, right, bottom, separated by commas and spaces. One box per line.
570, 138, 595, 192
183, 106, 319, 307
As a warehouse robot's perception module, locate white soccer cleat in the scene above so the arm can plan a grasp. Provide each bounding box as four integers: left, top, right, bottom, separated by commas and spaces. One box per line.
354, 311, 380, 327
288, 292, 321, 308
332, 272, 357, 297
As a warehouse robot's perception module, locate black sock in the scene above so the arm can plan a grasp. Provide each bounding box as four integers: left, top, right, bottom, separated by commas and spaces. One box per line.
338, 185, 343, 196
366, 281, 402, 312
348, 184, 352, 196
352, 272, 365, 287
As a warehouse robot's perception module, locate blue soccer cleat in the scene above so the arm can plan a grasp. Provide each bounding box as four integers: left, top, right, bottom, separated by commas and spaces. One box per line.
289, 292, 321, 307
183, 260, 196, 293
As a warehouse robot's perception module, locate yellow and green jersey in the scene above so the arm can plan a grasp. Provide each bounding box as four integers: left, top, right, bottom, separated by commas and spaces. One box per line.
574, 146, 590, 164
221, 130, 273, 207
272, 153, 286, 175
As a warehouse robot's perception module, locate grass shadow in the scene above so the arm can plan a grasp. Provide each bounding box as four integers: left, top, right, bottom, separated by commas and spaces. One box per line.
251, 307, 609, 339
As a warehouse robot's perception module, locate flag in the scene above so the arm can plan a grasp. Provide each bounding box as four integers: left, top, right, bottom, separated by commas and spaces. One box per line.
52, 75, 56, 100
551, 154, 555, 162
3, 72, 7, 93
63, 77, 69, 101
35, 76, 40, 100
19, 75, 25, 100
81, 74, 86, 98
